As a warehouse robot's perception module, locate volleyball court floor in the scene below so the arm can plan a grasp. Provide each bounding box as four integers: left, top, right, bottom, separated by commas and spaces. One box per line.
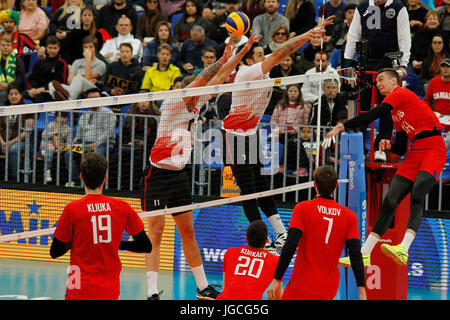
0, 258, 447, 300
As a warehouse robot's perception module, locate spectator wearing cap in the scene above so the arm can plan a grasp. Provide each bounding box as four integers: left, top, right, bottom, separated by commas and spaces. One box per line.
207, 0, 240, 44
178, 24, 217, 75
0, 9, 45, 57
252, 0, 290, 47
96, 0, 138, 38
141, 43, 182, 92
425, 57, 450, 149
100, 15, 144, 63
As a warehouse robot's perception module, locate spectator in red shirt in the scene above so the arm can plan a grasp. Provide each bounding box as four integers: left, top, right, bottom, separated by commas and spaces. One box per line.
267, 165, 366, 300
50, 152, 152, 300
425, 58, 450, 149
217, 220, 282, 300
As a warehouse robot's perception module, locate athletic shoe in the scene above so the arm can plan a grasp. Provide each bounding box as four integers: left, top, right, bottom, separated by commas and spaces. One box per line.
45, 169, 52, 182
265, 238, 280, 256
65, 181, 80, 188
338, 255, 371, 267
196, 285, 221, 300
147, 290, 163, 300
374, 150, 386, 162
51, 80, 70, 101
380, 243, 408, 266
274, 232, 288, 250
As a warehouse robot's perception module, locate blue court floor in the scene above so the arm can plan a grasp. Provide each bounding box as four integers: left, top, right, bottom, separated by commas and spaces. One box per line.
0, 258, 448, 300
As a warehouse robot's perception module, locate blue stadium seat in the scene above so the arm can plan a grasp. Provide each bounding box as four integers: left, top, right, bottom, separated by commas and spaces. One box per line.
171, 13, 183, 34
278, 0, 289, 14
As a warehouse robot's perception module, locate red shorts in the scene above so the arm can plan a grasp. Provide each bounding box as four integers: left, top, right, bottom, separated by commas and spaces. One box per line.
281, 284, 334, 300
395, 135, 446, 182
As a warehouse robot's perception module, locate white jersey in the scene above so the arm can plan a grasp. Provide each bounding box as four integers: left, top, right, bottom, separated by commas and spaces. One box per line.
150, 95, 210, 170
222, 62, 272, 136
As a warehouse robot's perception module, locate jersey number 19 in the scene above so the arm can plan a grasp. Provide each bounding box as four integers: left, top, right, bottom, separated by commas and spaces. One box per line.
91, 215, 112, 244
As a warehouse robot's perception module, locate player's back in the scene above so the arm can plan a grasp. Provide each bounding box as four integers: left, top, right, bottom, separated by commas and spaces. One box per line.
58, 194, 143, 299
288, 197, 360, 298
217, 246, 279, 300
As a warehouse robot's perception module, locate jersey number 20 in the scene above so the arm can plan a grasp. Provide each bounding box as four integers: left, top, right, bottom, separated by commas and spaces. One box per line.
91, 215, 112, 244
234, 256, 264, 278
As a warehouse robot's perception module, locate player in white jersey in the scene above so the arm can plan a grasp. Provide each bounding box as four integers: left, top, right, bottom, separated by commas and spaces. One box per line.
141, 34, 262, 300
222, 16, 335, 255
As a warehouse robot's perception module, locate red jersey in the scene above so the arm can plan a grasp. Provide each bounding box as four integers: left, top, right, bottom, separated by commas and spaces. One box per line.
425, 76, 450, 115
383, 87, 443, 140
54, 194, 144, 300
217, 246, 279, 300
287, 197, 360, 298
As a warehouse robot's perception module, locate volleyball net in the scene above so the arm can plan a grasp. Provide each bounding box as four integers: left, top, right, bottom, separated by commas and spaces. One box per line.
0, 70, 352, 246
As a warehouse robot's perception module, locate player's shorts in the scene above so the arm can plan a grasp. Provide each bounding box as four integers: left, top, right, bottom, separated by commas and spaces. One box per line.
140, 165, 192, 216
395, 134, 446, 182
222, 130, 262, 166
281, 284, 334, 300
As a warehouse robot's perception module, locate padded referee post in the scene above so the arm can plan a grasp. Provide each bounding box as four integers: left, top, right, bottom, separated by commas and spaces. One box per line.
337, 132, 367, 300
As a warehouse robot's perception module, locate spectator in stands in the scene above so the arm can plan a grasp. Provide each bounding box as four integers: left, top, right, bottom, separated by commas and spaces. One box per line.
302, 51, 339, 105
25, 36, 69, 102
419, 33, 449, 95
297, 32, 323, 73
0, 9, 44, 57
310, 78, 347, 127
178, 24, 217, 75
0, 36, 25, 104
271, 83, 311, 175
142, 20, 180, 70
100, 15, 144, 63
252, 0, 289, 47
407, 0, 428, 34
64, 87, 116, 187
172, 0, 212, 44
216, 30, 248, 58
241, 0, 265, 22
121, 98, 159, 188
410, 10, 442, 75
141, 43, 182, 91
103, 42, 144, 96
318, 0, 346, 48
69, 35, 107, 87
425, 58, 450, 150
158, 0, 186, 19
18, 0, 50, 41
437, 0, 450, 40
202, 0, 227, 21
136, 0, 168, 46
330, 3, 355, 52
284, 0, 316, 37
0, 85, 34, 180
96, 0, 138, 37
207, 0, 240, 44
263, 24, 290, 55
40, 111, 70, 182
193, 46, 216, 75
64, 7, 104, 64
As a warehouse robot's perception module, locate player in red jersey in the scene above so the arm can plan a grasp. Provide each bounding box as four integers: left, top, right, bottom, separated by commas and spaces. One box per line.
50, 152, 152, 300
217, 220, 282, 300
267, 165, 366, 300
324, 68, 447, 267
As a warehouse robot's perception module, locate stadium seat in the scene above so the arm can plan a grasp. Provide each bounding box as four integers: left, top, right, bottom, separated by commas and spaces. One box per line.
278, 0, 288, 14
171, 13, 183, 34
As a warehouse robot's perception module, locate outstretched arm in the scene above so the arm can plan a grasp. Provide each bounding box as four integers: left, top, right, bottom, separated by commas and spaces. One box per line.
261, 16, 335, 74
207, 34, 263, 86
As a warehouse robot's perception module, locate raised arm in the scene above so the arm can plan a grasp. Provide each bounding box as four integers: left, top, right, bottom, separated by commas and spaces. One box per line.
261, 16, 335, 74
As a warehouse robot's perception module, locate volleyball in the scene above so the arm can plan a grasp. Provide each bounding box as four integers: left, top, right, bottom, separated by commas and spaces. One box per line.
225, 11, 250, 37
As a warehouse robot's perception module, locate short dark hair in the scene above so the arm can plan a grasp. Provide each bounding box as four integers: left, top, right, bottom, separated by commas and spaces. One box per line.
119, 42, 133, 53
246, 220, 268, 248
80, 152, 108, 190
377, 68, 401, 85
313, 165, 338, 196
82, 34, 98, 50
237, 42, 262, 66
46, 35, 61, 47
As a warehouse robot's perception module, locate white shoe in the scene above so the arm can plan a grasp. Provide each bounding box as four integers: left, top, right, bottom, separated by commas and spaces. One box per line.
45, 169, 52, 182
274, 232, 288, 250
374, 150, 386, 162
265, 239, 280, 256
